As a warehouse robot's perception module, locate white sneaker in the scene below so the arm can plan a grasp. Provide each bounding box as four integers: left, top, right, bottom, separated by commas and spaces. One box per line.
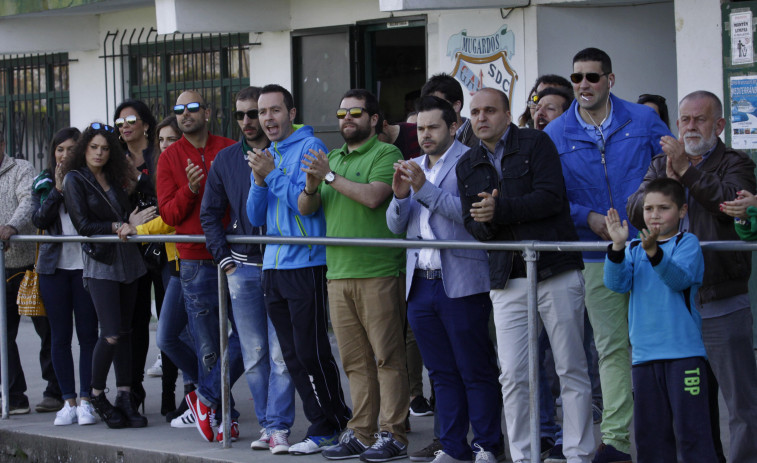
251, 429, 271, 450
146, 353, 163, 377
77, 400, 97, 425
54, 402, 77, 426
269, 430, 291, 454
171, 408, 196, 428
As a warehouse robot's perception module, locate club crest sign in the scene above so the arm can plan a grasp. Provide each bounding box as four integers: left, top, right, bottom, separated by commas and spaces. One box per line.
447, 25, 518, 102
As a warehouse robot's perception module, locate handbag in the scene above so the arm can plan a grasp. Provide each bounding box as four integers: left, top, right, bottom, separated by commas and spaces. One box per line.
15, 233, 46, 317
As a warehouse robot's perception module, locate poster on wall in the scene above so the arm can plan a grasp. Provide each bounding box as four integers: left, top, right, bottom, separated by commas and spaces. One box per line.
731, 11, 753, 66
729, 75, 757, 149
446, 25, 518, 104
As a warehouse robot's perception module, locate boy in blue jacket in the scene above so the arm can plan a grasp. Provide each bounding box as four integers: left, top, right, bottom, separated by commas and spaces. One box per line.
603, 178, 716, 462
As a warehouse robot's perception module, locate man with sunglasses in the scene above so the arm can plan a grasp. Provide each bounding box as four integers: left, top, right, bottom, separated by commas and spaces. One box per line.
246, 84, 352, 455
156, 90, 238, 442
543, 48, 671, 463
299, 89, 409, 462
199, 86, 299, 451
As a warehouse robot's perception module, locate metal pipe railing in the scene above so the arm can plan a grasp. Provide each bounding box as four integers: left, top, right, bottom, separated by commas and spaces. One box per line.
2, 235, 756, 460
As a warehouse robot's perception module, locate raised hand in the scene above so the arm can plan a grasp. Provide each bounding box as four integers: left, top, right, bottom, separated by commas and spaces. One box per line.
604, 208, 628, 250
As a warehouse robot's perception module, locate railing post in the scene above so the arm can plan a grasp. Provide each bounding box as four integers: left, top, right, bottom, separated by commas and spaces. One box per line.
217, 266, 231, 448
523, 245, 540, 463
0, 241, 8, 419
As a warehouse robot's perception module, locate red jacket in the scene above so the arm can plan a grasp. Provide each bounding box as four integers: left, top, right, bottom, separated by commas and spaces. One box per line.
157, 133, 235, 260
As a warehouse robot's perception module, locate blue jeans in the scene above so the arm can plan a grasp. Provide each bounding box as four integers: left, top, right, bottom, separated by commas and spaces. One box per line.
180, 260, 221, 378
156, 273, 197, 384
226, 264, 294, 431
39, 269, 98, 400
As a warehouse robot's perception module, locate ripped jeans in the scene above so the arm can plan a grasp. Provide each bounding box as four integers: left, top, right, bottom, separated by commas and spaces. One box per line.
180, 260, 221, 379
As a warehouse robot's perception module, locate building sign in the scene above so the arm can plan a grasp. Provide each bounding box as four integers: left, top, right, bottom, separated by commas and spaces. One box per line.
446, 25, 518, 103
730, 75, 757, 149
731, 11, 753, 66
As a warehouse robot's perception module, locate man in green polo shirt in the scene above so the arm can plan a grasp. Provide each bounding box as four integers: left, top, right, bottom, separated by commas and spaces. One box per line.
299, 88, 409, 463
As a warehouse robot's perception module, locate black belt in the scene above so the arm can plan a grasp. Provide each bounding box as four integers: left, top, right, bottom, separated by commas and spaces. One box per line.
414, 268, 442, 280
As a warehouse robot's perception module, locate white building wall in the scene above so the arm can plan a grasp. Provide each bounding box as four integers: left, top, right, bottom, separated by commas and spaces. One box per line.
674, 0, 723, 106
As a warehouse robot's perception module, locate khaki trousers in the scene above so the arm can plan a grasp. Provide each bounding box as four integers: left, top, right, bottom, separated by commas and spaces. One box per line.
328, 276, 410, 445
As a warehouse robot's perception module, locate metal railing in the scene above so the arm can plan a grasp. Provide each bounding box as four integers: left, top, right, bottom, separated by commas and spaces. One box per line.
2, 234, 756, 460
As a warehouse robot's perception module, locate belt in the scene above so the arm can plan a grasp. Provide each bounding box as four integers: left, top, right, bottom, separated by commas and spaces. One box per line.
414, 268, 442, 280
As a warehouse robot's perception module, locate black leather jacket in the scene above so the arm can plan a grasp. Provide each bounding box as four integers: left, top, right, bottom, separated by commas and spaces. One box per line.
31, 176, 65, 274
456, 123, 584, 289
62, 168, 130, 265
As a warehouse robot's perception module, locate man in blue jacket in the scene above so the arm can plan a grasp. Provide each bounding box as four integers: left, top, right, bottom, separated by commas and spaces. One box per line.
246, 84, 351, 455
386, 96, 503, 463
544, 47, 671, 463
201, 86, 296, 452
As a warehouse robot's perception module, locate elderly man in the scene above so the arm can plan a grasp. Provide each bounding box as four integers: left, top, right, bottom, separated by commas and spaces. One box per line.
627, 90, 757, 463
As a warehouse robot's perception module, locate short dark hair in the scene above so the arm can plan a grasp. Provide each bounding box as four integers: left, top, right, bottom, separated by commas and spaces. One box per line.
537, 87, 573, 112
644, 178, 686, 209
535, 74, 572, 93
637, 94, 670, 128
680, 90, 723, 119
573, 47, 612, 75
420, 74, 464, 107
415, 96, 456, 128
46, 127, 81, 174
260, 84, 295, 111
237, 86, 263, 103
341, 88, 381, 116
113, 99, 158, 148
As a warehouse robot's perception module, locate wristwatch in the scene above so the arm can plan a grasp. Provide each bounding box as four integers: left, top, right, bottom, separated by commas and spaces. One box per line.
324, 171, 336, 185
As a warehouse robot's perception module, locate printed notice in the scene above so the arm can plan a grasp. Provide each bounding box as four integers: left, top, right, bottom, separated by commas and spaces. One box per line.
731, 12, 753, 65
730, 75, 757, 149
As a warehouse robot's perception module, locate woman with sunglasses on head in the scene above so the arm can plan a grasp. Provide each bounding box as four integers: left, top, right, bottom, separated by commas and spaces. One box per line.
128, 115, 201, 423
61, 123, 157, 428
113, 99, 162, 414
30, 127, 100, 426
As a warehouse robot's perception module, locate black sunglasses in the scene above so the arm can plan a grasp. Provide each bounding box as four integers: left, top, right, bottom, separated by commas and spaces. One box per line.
90, 123, 115, 133
234, 109, 259, 121
114, 115, 141, 128
173, 102, 205, 115
570, 72, 608, 84
336, 107, 368, 119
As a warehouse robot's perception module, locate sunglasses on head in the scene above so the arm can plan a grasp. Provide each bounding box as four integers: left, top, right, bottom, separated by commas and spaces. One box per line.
234, 109, 259, 121
114, 115, 141, 128
336, 107, 368, 119
173, 102, 205, 115
570, 72, 608, 84
90, 123, 115, 133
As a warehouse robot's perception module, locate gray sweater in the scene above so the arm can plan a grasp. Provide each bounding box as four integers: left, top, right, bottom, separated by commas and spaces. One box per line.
0, 155, 36, 269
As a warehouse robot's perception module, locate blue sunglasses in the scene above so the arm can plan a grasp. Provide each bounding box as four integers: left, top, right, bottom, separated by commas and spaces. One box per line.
173, 102, 205, 115
90, 123, 115, 133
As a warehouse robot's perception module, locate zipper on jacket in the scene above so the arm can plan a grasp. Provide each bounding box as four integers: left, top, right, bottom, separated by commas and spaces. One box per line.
597, 119, 631, 210
294, 215, 313, 253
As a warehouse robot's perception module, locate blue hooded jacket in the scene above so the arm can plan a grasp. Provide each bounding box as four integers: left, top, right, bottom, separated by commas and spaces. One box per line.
246, 125, 327, 270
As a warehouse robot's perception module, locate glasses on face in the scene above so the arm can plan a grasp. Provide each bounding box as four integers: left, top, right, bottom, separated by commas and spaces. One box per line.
90, 123, 115, 133
114, 115, 141, 128
173, 102, 205, 115
336, 107, 368, 119
527, 94, 539, 109
234, 109, 259, 121
570, 72, 608, 84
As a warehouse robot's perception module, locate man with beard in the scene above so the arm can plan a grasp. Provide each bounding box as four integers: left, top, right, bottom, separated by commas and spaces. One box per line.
386, 96, 503, 463
156, 90, 237, 442
544, 48, 671, 463
627, 90, 757, 463
246, 84, 352, 455
200, 86, 297, 451
299, 89, 409, 462
532, 87, 572, 132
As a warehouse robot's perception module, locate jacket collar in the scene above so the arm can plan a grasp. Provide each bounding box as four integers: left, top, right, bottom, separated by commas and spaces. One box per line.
697, 139, 727, 173
0, 154, 17, 176
471, 122, 519, 167
563, 93, 632, 141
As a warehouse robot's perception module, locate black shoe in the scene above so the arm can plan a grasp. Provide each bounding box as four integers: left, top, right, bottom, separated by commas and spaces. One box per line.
161, 391, 176, 416
544, 444, 566, 463
166, 396, 189, 422
90, 392, 128, 429
409, 396, 433, 417
540, 437, 555, 459
116, 390, 148, 428
360, 431, 407, 462
322, 429, 369, 460
35, 396, 64, 413
409, 439, 442, 462
131, 383, 146, 414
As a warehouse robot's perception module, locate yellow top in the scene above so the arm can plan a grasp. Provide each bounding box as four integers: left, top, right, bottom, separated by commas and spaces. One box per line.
136, 216, 178, 269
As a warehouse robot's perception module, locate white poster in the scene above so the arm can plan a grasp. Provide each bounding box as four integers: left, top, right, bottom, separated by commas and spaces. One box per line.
730, 75, 757, 149
731, 12, 753, 65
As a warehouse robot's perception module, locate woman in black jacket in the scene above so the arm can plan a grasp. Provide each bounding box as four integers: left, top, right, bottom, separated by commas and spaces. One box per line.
31, 127, 101, 426
61, 123, 156, 429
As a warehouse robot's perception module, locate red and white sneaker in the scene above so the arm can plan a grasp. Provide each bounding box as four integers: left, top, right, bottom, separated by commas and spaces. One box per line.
216, 421, 239, 442
185, 391, 215, 442
269, 429, 291, 454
